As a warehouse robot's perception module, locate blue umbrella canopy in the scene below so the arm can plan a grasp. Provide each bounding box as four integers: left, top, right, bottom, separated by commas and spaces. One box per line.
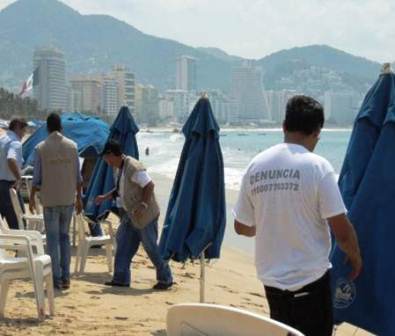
84, 106, 139, 220
159, 97, 226, 262
23, 112, 109, 166
331, 69, 395, 335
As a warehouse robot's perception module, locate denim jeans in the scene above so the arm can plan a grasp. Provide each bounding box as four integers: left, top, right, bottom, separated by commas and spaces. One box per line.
113, 209, 173, 285
0, 180, 24, 229
43, 205, 74, 285
88, 221, 103, 236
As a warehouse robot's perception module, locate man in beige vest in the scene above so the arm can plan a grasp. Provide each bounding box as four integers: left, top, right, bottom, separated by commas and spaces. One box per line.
95, 140, 173, 289
29, 113, 83, 290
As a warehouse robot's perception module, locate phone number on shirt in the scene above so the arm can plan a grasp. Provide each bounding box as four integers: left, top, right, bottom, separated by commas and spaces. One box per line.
251, 182, 299, 195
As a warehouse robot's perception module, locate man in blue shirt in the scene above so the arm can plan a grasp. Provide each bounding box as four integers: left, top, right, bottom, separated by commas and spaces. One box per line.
0, 118, 28, 229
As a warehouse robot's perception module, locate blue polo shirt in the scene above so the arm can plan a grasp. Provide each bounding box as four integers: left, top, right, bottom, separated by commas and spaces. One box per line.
0, 130, 23, 181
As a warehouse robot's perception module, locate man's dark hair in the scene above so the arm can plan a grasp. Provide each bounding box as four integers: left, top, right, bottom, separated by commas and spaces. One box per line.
9, 118, 28, 131
101, 139, 123, 157
284, 95, 324, 135
47, 113, 62, 133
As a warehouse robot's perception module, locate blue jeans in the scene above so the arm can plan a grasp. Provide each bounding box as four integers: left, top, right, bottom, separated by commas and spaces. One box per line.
113, 210, 173, 285
43, 205, 74, 285
88, 221, 103, 237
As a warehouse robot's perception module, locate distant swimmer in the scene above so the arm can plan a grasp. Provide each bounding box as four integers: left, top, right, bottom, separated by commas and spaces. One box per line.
145, 147, 150, 156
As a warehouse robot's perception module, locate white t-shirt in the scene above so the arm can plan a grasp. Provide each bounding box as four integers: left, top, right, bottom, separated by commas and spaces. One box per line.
116, 169, 152, 209
232, 143, 346, 291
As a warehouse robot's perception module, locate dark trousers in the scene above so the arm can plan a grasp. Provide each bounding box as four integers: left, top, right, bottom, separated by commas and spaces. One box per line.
0, 180, 24, 229
264, 271, 333, 336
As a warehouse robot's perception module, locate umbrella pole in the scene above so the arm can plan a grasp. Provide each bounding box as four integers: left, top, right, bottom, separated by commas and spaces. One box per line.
200, 252, 205, 303
199, 244, 211, 303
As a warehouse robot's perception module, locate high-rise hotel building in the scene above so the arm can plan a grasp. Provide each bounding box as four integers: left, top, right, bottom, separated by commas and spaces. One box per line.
176, 55, 197, 91
33, 47, 67, 112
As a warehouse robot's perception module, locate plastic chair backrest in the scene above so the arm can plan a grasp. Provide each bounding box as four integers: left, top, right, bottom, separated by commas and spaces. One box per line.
24, 178, 42, 215
0, 219, 7, 256
9, 188, 25, 230
0, 216, 10, 233
167, 303, 305, 336
76, 215, 89, 242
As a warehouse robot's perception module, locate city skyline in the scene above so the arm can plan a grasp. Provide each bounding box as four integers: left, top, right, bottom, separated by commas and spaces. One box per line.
0, 0, 394, 63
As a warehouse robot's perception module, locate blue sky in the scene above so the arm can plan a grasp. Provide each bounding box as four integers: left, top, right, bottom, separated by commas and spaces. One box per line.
0, 0, 394, 62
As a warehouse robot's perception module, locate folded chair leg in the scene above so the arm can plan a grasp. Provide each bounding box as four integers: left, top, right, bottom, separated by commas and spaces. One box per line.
105, 243, 113, 273
0, 279, 10, 318
45, 272, 55, 316
74, 244, 81, 275
34, 265, 46, 321
79, 243, 90, 274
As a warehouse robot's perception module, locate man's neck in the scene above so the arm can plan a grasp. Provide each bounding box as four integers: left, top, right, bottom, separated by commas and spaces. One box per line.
115, 154, 126, 169
284, 134, 312, 152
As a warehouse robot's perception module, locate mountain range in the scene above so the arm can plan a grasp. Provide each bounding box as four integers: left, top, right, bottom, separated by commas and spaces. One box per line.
0, 0, 385, 95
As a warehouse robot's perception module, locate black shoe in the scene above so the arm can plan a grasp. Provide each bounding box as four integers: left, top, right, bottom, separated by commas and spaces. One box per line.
153, 282, 173, 290
104, 280, 129, 287
62, 279, 70, 290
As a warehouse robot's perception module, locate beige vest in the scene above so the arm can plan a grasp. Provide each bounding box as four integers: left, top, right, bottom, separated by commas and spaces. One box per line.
121, 156, 160, 229
37, 132, 78, 207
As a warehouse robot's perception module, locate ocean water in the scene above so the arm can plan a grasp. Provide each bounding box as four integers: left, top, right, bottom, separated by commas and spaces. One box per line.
137, 129, 352, 190
137, 129, 352, 254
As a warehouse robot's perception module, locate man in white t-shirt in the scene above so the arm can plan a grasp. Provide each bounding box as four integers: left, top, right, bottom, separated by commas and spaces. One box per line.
95, 140, 173, 290
233, 95, 362, 336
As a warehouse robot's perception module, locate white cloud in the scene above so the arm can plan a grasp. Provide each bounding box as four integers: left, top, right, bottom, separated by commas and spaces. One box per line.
0, 0, 394, 62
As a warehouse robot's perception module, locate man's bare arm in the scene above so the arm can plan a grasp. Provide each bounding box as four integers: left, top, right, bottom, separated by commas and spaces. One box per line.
328, 213, 362, 280
234, 220, 256, 237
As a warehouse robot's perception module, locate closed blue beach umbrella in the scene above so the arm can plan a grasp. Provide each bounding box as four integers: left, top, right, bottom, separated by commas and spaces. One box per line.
331, 64, 395, 335
159, 97, 226, 263
84, 106, 139, 221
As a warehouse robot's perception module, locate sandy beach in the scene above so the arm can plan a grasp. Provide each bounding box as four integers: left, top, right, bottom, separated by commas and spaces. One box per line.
0, 174, 373, 335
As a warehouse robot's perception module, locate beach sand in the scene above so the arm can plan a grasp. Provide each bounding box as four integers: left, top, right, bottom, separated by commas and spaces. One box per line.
0, 174, 373, 335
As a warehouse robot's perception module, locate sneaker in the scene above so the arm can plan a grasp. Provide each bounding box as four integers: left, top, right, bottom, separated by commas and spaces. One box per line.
153, 282, 173, 290
104, 280, 129, 287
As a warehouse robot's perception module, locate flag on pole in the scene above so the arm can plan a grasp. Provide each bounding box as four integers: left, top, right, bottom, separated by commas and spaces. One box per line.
19, 67, 39, 96
19, 73, 33, 96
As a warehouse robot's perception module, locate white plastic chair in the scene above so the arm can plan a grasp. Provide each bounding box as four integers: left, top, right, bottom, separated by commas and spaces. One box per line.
167, 303, 305, 336
9, 188, 44, 232
0, 216, 45, 254
22, 176, 43, 215
0, 223, 54, 321
74, 215, 114, 275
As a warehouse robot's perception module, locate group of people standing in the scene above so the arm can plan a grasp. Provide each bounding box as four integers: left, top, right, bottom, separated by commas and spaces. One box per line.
0, 95, 362, 336
0, 113, 172, 291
